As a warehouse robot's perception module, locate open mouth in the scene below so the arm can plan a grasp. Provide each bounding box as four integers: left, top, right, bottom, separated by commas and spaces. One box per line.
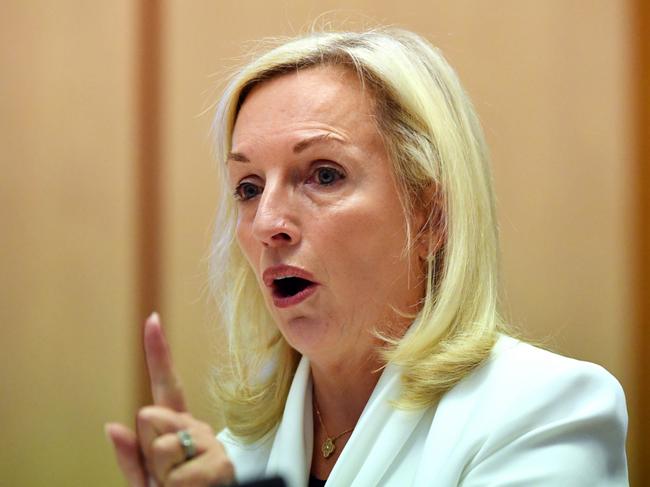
263, 265, 319, 308
272, 276, 315, 298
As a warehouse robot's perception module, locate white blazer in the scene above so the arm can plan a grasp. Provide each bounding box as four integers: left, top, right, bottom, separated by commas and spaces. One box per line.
218, 336, 628, 486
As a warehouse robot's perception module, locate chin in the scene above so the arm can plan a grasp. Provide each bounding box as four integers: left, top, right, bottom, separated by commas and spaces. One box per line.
277, 315, 331, 356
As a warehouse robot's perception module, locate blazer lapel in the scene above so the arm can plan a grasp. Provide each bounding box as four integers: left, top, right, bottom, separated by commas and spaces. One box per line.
266, 356, 314, 487
326, 363, 428, 486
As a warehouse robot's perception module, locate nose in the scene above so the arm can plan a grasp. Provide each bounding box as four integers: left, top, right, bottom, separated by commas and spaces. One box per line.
251, 184, 301, 248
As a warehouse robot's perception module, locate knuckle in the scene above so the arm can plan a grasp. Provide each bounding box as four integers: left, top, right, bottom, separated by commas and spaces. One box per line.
136, 406, 155, 424
150, 435, 168, 456
141, 405, 158, 416
197, 422, 214, 436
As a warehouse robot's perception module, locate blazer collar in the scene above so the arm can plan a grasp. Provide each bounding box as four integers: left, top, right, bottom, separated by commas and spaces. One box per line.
266, 355, 428, 486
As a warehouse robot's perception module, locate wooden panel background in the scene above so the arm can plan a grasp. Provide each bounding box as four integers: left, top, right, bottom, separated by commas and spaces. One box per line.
0, 1, 645, 485
633, 0, 650, 481
0, 1, 136, 485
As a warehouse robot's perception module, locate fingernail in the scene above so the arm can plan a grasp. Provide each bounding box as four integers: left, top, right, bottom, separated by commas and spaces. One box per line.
148, 311, 160, 323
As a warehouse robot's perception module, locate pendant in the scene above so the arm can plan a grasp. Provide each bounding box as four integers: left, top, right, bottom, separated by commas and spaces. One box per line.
322, 437, 335, 458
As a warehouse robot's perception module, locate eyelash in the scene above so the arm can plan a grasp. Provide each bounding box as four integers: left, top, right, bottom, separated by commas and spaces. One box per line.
306, 166, 345, 186
233, 166, 345, 202
233, 182, 262, 201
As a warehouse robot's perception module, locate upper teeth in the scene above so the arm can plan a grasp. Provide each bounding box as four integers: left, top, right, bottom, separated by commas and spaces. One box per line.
276, 275, 297, 281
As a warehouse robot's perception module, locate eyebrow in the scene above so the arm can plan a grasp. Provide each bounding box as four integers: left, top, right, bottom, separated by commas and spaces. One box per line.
226, 151, 250, 163
293, 132, 346, 153
226, 133, 347, 164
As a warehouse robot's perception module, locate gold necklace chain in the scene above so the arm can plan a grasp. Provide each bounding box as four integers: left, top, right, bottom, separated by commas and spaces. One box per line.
314, 398, 354, 459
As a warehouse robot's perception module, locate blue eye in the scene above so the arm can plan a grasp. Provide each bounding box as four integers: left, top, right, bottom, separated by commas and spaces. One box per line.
312, 166, 344, 185
234, 182, 262, 201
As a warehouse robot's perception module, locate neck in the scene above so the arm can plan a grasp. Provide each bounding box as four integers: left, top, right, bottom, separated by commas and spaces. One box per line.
310, 353, 382, 435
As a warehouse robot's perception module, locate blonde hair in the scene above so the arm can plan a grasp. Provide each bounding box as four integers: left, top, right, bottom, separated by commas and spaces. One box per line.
210, 28, 505, 442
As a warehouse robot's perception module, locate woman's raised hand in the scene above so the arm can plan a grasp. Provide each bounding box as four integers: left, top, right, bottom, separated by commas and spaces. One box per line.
106, 313, 234, 487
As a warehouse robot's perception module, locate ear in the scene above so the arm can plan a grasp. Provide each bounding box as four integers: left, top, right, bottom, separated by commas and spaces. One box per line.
413, 184, 445, 262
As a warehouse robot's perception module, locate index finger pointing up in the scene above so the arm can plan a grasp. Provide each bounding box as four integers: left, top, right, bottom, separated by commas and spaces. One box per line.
144, 312, 187, 412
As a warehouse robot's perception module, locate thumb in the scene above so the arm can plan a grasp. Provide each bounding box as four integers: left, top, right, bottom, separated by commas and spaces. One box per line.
144, 312, 187, 411
105, 423, 148, 487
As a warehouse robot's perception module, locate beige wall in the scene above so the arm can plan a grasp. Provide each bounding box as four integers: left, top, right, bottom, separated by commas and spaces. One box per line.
0, 1, 136, 485
1, 1, 642, 485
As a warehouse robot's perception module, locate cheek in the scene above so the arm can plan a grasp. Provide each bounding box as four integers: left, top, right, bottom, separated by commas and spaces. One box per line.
235, 216, 258, 265
320, 198, 409, 278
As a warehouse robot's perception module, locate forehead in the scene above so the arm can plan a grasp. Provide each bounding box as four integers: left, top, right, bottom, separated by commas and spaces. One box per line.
231, 65, 380, 148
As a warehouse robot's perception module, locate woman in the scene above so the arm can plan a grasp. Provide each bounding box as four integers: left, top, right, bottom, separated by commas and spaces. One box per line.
107, 29, 628, 486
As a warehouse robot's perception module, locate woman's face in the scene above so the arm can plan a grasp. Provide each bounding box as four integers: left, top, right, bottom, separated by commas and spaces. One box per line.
228, 66, 427, 369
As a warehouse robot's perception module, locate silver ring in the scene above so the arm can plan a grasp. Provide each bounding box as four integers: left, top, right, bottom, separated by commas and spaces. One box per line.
177, 430, 197, 461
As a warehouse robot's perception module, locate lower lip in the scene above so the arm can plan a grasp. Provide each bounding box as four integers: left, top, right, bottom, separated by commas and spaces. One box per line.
272, 284, 318, 308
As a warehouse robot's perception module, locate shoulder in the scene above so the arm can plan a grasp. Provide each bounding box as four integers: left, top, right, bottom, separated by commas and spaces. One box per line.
474, 335, 627, 415
477, 335, 624, 391
438, 335, 629, 485
455, 335, 629, 439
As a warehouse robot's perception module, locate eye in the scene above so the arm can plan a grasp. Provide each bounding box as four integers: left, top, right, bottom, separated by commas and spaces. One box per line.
234, 181, 262, 201
308, 166, 345, 186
